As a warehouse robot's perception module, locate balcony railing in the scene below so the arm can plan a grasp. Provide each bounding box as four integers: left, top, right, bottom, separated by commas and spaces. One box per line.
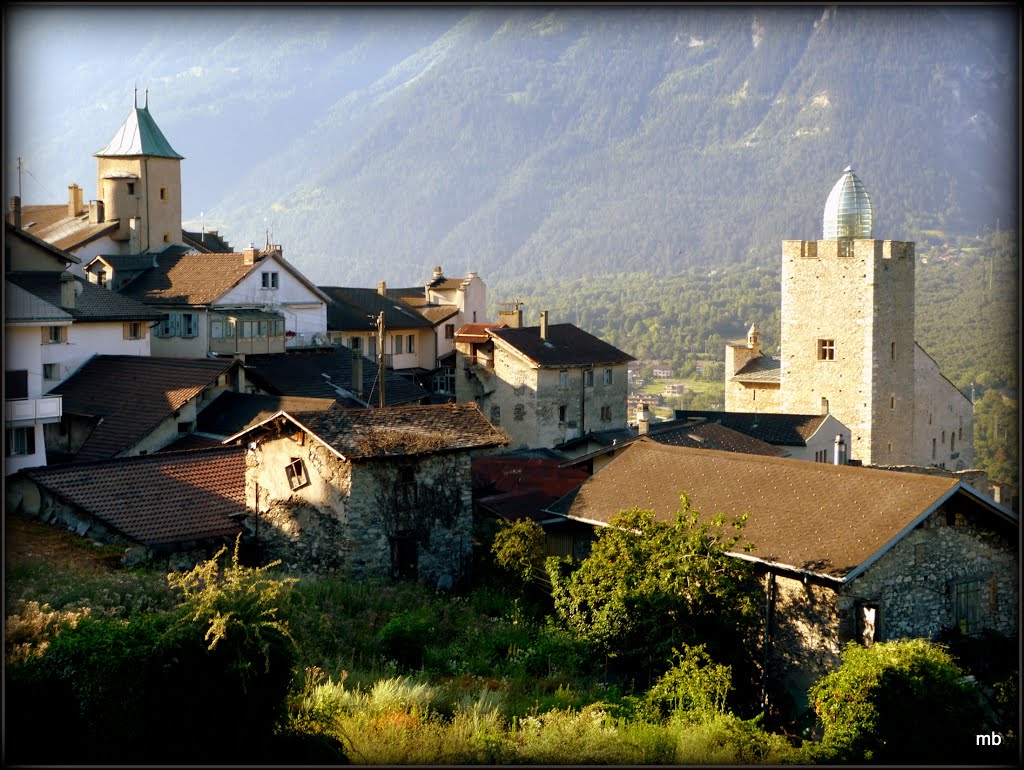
5, 395, 63, 425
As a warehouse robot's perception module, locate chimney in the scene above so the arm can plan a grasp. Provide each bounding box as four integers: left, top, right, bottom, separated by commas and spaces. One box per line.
234, 358, 247, 393
637, 402, 650, 435
433, 265, 443, 280
498, 301, 523, 328
747, 323, 761, 355
8, 196, 21, 228
67, 184, 84, 217
834, 433, 847, 465
351, 349, 364, 398
378, 280, 387, 296
59, 271, 76, 309
243, 244, 258, 265
540, 310, 549, 340
88, 199, 104, 224
129, 216, 143, 253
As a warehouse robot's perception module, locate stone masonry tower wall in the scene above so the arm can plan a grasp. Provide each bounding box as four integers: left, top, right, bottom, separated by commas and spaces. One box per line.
780, 238, 915, 465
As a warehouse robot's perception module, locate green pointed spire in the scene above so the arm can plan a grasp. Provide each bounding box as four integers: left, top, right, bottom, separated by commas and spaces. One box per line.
95, 104, 183, 159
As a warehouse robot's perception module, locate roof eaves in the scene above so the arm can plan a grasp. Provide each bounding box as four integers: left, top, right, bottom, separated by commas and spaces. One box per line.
221, 410, 349, 462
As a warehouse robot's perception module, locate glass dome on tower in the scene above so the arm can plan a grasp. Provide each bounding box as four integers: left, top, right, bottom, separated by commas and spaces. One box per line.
823, 165, 873, 240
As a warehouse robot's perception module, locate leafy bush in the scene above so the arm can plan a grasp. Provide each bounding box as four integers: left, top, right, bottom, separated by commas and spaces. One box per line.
377, 606, 435, 670
492, 518, 547, 584
646, 644, 732, 718
807, 639, 984, 763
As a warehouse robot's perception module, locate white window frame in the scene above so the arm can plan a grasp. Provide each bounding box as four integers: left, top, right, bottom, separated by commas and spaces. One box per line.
261, 271, 279, 290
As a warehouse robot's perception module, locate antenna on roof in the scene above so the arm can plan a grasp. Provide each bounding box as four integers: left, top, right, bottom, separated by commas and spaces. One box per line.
145, 89, 149, 108
134, 85, 138, 108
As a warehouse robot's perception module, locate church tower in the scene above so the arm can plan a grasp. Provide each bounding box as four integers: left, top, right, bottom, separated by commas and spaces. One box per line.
779, 166, 916, 466
94, 92, 184, 253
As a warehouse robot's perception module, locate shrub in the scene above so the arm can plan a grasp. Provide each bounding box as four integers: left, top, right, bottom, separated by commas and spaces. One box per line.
377, 606, 435, 670
492, 518, 546, 584
807, 639, 984, 763
646, 644, 732, 718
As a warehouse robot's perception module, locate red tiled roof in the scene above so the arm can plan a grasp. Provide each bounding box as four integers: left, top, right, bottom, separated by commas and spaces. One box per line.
552, 439, 967, 580
455, 322, 506, 343
232, 403, 507, 460
24, 447, 245, 548
50, 356, 237, 462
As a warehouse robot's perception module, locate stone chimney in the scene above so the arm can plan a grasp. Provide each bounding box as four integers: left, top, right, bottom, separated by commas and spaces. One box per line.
242, 244, 258, 265
637, 402, 650, 435
834, 433, 847, 465
8, 196, 21, 228
498, 301, 523, 328
88, 199, 104, 224
540, 310, 549, 340
59, 271, 76, 310
378, 280, 387, 296
433, 265, 443, 280
67, 184, 84, 217
747, 323, 761, 356
351, 348, 364, 398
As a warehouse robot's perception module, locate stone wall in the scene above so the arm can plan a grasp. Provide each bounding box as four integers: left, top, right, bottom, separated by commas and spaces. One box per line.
248, 429, 475, 587
912, 345, 975, 470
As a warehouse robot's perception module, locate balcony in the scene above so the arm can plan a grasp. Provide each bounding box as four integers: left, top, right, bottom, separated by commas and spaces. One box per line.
5, 395, 63, 426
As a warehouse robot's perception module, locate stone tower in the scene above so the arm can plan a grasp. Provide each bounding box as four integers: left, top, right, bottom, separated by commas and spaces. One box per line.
779, 166, 916, 466
94, 91, 184, 253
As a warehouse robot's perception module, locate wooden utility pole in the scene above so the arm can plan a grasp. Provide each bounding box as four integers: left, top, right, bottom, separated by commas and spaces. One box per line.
376, 311, 386, 408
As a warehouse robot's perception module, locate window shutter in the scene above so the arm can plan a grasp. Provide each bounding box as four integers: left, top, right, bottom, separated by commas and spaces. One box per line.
123, 323, 130, 340
41, 327, 48, 344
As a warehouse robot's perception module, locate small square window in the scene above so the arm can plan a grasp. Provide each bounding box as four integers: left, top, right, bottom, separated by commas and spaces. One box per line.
444, 324, 455, 340
159, 186, 168, 201
584, 369, 594, 387
817, 339, 835, 360
261, 271, 279, 290
559, 370, 568, 389
162, 233, 170, 243
127, 182, 135, 195
42, 363, 58, 381
285, 458, 309, 491
177, 421, 193, 434
44, 326, 66, 344
603, 369, 613, 385
6, 426, 36, 456
600, 405, 612, 422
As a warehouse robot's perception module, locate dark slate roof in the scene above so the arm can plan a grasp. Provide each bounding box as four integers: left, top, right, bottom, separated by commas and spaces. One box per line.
94, 253, 160, 271
95, 106, 184, 159
673, 411, 831, 446
550, 439, 973, 580
647, 421, 787, 456
731, 354, 781, 383
320, 286, 434, 331
235, 403, 507, 460
242, 348, 429, 407
182, 229, 233, 253
196, 392, 337, 437
118, 251, 260, 306
24, 447, 243, 548
490, 323, 634, 368
50, 356, 236, 462
4, 283, 73, 323
6, 272, 165, 322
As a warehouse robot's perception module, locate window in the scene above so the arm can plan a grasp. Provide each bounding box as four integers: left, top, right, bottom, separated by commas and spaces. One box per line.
390, 532, 418, 581
603, 369, 613, 385
932, 438, 937, 460
258, 320, 269, 338
891, 341, 896, 361
6, 427, 36, 457
941, 430, 946, 444
43, 326, 67, 344
951, 433, 955, 451
272, 319, 285, 336
127, 182, 135, 195
584, 369, 594, 387
159, 186, 168, 201
953, 579, 985, 635
444, 324, 455, 340
42, 363, 58, 381
407, 334, 415, 354
285, 458, 309, 491
815, 449, 829, 463
261, 271, 279, 290
890, 395, 895, 410
5, 370, 28, 399
162, 233, 170, 244
393, 335, 403, 355
817, 339, 835, 360
558, 405, 567, 423
513, 403, 526, 422
123, 322, 145, 340
395, 467, 417, 510
490, 405, 501, 426
211, 321, 225, 339
180, 313, 197, 338
600, 405, 612, 422
351, 336, 362, 351
559, 370, 568, 389
177, 421, 193, 434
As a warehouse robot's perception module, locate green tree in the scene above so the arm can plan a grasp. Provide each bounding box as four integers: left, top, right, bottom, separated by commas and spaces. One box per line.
492, 518, 547, 585
546, 495, 762, 703
807, 639, 985, 763
972, 388, 1019, 488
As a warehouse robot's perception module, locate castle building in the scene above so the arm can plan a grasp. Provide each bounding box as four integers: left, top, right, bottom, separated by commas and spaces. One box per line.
725, 166, 973, 469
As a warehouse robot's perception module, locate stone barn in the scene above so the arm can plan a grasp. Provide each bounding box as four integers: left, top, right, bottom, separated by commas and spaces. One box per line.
225, 403, 506, 586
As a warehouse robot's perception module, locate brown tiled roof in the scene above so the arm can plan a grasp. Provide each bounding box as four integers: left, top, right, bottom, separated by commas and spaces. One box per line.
24, 447, 244, 548
243, 348, 429, 407
415, 304, 459, 325
235, 403, 507, 460
673, 411, 831, 446
490, 323, 635, 368
19, 204, 72, 232
551, 439, 964, 580
456, 322, 506, 343
731, 355, 781, 383
119, 251, 260, 305
50, 356, 236, 462
196, 392, 337, 436
6, 272, 165, 322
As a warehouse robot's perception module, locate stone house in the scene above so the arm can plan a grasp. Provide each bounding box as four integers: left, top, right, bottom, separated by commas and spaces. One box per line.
455, 310, 635, 450
725, 167, 974, 470
547, 439, 1018, 719
224, 403, 507, 585
7, 446, 245, 569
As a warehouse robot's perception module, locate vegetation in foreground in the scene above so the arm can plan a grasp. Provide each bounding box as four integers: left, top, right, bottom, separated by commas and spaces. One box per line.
5, 512, 1017, 765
